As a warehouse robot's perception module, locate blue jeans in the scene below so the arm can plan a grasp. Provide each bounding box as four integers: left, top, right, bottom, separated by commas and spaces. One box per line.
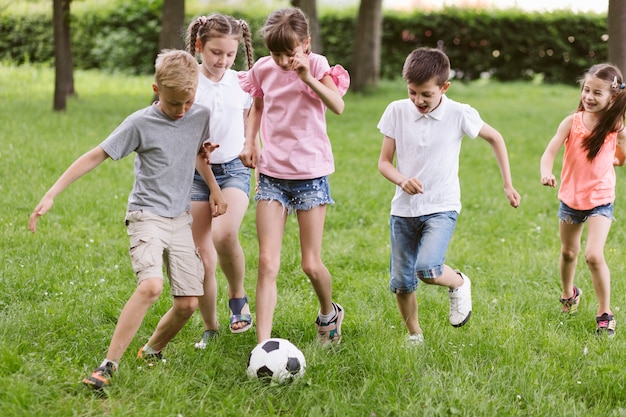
191, 158, 251, 201
389, 211, 458, 294
558, 201, 613, 224
255, 174, 334, 214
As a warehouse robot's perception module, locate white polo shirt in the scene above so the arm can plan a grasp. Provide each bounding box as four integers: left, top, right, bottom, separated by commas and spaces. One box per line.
195, 69, 252, 164
377, 94, 484, 217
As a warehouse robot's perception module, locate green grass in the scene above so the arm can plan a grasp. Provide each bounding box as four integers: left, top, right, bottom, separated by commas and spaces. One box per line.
3, 64, 626, 416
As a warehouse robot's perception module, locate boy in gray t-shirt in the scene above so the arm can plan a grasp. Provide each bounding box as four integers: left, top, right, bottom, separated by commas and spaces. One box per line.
29, 50, 226, 391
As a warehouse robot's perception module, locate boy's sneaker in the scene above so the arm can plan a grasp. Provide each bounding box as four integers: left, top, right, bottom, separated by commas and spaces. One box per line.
194, 329, 218, 350
560, 286, 582, 313
137, 346, 166, 367
316, 302, 344, 347
596, 313, 616, 338
448, 272, 472, 327
82, 361, 115, 391
407, 333, 425, 346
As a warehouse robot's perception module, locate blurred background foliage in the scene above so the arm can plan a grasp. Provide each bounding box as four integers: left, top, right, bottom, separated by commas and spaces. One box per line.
0, 0, 606, 83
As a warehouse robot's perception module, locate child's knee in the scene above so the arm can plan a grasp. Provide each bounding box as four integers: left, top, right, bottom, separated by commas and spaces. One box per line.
137, 277, 164, 301
173, 296, 198, 316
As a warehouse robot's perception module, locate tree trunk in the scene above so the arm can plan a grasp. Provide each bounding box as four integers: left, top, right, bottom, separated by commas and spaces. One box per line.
350, 0, 383, 92
291, 0, 322, 53
608, 0, 626, 78
159, 0, 185, 51
53, 0, 74, 111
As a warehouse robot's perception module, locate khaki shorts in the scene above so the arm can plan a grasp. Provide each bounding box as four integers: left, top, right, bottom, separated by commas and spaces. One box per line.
125, 210, 204, 297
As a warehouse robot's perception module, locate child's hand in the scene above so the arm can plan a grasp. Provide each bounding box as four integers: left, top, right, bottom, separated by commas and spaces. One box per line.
29, 197, 54, 233
541, 174, 557, 187
400, 177, 424, 195
291, 50, 311, 80
199, 141, 220, 165
239, 144, 257, 169
504, 186, 521, 208
209, 189, 228, 218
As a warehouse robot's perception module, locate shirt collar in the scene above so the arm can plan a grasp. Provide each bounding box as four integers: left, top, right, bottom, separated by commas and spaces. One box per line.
414, 94, 448, 121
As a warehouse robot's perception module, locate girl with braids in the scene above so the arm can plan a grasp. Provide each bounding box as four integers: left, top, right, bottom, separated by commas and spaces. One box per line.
238, 7, 350, 346
541, 63, 626, 337
186, 14, 255, 348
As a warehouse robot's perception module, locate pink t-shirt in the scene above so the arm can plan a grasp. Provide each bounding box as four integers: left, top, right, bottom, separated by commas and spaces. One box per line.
558, 111, 616, 210
239, 53, 348, 180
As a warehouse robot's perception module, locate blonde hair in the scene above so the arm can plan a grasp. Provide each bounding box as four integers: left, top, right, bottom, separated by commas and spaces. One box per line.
186, 14, 254, 70
154, 49, 198, 93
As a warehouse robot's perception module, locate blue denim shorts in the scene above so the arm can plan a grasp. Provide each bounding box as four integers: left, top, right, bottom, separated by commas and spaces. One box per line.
558, 201, 614, 224
255, 174, 334, 214
191, 158, 251, 201
389, 211, 458, 294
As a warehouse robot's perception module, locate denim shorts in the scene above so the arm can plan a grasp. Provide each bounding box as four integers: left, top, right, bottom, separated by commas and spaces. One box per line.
191, 158, 251, 201
389, 211, 458, 294
255, 174, 334, 214
558, 201, 614, 224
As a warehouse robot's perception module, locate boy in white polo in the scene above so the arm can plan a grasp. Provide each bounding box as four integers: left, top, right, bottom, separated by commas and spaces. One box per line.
377, 47, 521, 345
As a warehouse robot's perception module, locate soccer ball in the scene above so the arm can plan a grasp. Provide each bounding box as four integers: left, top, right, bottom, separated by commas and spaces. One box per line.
246, 338, 306, 383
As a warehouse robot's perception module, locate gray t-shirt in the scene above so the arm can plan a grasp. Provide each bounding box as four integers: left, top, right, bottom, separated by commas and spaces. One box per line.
100, 102, 211, 218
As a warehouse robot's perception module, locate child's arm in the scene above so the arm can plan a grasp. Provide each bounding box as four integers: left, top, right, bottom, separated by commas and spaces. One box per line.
540, 115, 572, 187
478, 123, 521, 208
292, 52, 345, 115
614, 128, 626, 166
29, 146, 109, 232
378, 136, 424, 194
239, 97, 263, 169
195, 153, 227, 218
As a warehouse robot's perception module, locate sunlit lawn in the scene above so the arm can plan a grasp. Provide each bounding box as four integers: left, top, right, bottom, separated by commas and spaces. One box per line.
2, 64, 626, 416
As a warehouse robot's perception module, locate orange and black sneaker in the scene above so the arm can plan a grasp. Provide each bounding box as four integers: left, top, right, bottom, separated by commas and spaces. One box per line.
82, 361, 115, 391
137, 346, 166, 367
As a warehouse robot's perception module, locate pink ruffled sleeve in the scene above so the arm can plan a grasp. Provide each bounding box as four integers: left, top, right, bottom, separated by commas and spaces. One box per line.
238, 70, 263, 98
326, 65, 350, 96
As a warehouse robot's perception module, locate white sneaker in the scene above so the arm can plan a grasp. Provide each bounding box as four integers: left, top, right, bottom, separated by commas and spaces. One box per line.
407, 333, 425, 346
448, 272, 472, 327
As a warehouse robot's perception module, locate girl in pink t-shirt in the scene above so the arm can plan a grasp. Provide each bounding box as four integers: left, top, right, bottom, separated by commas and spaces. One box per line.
238, 7, 350, 346
540, 63, 626, 337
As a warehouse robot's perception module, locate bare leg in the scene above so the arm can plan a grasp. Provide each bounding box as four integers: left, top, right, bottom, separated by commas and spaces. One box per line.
559, 221, 584, 300
297, 205, 333, 316
104, 277, 163, 363
425, 265, 464, 289
585, 216, 613, 315
255, 200, 287, 343
212, 188, 250, 330
191, 201, 218, 332
145, 296, 199, 351
396, 292, 422, 335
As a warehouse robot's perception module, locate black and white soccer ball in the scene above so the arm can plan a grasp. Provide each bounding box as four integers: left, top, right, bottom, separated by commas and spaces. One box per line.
246, 338, 306, 383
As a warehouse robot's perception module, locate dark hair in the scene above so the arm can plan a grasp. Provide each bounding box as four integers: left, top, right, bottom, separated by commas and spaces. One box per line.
262, 8, 310, 54
186, 14, 254, 69
402, 47, 450, 86
577, 63, 626, 161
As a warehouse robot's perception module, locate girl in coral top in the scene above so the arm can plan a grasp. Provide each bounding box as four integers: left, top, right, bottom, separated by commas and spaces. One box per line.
238, 7, 350, 346
541, 63, 626, 337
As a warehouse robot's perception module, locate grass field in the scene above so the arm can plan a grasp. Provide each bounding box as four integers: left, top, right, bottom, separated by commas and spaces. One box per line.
2, 64, 626, 416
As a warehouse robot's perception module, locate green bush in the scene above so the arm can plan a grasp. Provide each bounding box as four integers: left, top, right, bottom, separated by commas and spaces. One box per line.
0, 4, 607, 83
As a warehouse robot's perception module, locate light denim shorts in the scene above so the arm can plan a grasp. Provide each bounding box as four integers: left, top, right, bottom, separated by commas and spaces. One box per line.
255, 174, 334, 214
389, 211, 458, 294
558, 201, 614, 224
191, 158, 251, 201
125, 210, 204, 297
